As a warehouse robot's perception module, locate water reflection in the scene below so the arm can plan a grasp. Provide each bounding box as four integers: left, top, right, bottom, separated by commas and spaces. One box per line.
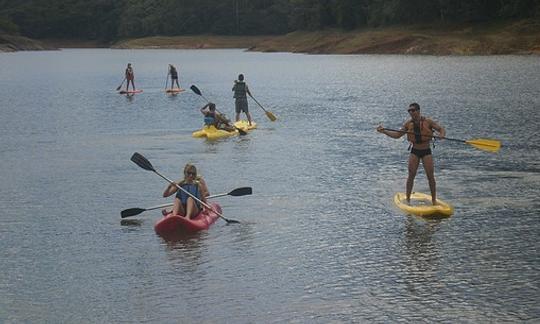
161, 231, 205, 273
402, 216, 443, 294
202, 139, 222, 154
228, 222, 256, 246
159, 230, 204, 245
120, 219, 144, 229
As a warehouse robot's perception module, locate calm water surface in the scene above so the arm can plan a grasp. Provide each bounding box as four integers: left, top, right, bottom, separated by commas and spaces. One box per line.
1, 49, 539, 322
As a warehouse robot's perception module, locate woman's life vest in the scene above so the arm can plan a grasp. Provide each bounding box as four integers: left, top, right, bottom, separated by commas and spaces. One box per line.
175, 181, 201, 205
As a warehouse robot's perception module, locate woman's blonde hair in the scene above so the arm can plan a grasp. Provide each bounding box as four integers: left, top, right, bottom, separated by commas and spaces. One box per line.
181, 163, 201, 183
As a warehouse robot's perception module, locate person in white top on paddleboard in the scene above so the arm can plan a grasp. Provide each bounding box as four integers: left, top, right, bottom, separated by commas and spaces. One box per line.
377, 103, 445, 205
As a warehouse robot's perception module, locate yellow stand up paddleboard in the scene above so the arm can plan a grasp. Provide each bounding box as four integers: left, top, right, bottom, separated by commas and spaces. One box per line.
233, 120, 257, 132
394, 192, 453, 217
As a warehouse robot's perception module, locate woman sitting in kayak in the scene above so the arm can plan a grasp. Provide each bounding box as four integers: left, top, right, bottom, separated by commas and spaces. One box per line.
163, 164, 210, 219
200, 103, 235, 132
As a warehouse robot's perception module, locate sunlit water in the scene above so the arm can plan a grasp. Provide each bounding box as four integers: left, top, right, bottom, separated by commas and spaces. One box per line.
0, 49, 538, 322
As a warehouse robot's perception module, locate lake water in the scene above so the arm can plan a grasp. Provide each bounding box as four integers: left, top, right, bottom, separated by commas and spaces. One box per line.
0, 49, 539, 322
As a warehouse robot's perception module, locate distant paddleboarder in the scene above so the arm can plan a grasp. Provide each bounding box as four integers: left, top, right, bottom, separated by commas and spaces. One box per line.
232, 74, 253, 126
124, 63, 136, 91
168, 64, 180, 89
377, 103, 445, 205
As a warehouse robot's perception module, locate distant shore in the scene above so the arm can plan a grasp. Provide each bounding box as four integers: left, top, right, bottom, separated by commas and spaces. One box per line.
0, 34, 56, 52
2, 19, 539, 55
113, 20, 540, 55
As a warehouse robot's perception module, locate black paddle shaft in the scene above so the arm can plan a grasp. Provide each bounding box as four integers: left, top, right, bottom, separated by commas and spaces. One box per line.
383, 128, 465, 143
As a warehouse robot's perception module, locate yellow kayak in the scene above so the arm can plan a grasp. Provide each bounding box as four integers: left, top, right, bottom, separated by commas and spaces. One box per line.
394, 192, 454, 217
192, 125, 236, 140
192, 121, 256, 140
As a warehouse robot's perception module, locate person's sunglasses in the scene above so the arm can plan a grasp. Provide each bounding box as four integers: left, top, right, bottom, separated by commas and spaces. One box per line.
185, 172, 196, 176
408, 108, 418, 113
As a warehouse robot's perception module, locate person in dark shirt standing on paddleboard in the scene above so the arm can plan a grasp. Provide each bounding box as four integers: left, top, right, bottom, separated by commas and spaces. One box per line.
232, 74, 253, 125
125, 63, 136, 91
163, 164, 210, 220
377, 103, 445, 205
168, 64, 180, 89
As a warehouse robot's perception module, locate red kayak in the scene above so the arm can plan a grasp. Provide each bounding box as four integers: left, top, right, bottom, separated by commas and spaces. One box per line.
154, 202, 222, 234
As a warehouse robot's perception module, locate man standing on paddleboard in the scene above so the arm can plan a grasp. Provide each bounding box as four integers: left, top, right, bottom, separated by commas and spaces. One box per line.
232, 74, 254, 126
168, 64, 180, 89
377, 103, 445, 205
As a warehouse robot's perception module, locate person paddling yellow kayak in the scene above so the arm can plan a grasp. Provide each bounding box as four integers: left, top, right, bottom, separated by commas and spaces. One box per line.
200, 103, 235, 132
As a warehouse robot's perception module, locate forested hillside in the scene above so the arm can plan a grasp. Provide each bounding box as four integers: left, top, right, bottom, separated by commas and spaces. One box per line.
1, 0, 539, 41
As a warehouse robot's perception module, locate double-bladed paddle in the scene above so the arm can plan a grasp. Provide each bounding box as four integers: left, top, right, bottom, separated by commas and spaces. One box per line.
121, 187, 253, 218
381, 128, 501, 153
249, 93, 277, 122
130, 152, 240, 224
190, 85, 247, 135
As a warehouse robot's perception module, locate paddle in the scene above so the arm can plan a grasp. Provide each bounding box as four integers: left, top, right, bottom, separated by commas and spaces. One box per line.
130, 152, 240, 224
165, 69, 169, 90
381, 128, 501, 153
190, 85, 248, 135
116, 78, 126, 91
249, 93, 277, 121
121, 187, 252, 218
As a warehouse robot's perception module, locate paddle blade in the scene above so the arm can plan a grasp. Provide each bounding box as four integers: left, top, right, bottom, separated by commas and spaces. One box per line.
116, 86, 122, 91
121, 208, 145, 218
225, 219, 241, 224
235, 127, 248, 136
190, 85, 202, 96
265, 111, 277, 122
465, 139, 501, 153
130, 152, 156, 171
229, 187, 252, 196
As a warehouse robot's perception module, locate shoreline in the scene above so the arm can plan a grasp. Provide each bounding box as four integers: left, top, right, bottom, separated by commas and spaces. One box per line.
3, 19, 540, 55
109, 20, 540, 55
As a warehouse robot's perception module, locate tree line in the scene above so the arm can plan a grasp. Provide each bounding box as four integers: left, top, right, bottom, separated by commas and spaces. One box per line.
1, 0, 538, 41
